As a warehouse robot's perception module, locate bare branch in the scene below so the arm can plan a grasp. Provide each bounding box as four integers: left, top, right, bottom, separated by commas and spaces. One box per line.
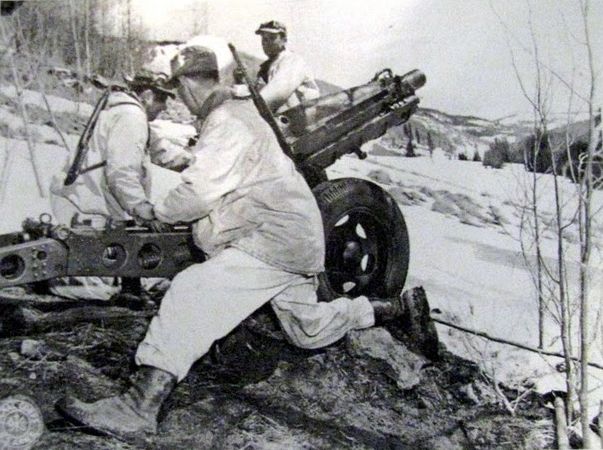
490, 0, 590, 105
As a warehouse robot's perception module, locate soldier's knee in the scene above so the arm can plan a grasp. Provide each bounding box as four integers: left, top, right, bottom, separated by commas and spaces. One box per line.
283, 328, 324, 350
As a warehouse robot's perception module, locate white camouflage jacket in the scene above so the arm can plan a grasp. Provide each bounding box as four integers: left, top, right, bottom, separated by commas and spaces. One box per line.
258, 49, 320, 113
51, 91, 153, 221
155, 98, 325, 275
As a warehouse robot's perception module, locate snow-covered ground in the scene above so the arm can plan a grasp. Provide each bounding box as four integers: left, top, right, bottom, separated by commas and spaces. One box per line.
1, 87, 602, 436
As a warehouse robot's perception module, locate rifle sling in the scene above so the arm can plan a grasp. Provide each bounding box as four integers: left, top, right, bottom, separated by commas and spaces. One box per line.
79, 160, 107, 175
64, 93, 144, 185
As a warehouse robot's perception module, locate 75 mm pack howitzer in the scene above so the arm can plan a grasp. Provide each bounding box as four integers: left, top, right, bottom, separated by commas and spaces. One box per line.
0, 68, 425, 300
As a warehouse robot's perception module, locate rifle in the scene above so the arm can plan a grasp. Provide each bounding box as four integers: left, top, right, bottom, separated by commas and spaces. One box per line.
228, 43, 296, 162
63, 82, 131, 186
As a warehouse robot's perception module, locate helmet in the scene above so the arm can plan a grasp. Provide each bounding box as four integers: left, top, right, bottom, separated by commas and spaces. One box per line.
125, 70, 176, 98
167, 35, 235, 87
255, 20, 287, 36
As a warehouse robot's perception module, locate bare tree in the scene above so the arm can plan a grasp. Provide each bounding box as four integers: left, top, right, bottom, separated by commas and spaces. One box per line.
68, 0, 82, 79
0, 12, 46, 198
576, 2, 599, 446
84, 0, 91, 78
493, 1, 601, 445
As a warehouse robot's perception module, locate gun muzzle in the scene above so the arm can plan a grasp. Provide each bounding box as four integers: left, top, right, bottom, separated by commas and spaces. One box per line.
399, 70, 426, 96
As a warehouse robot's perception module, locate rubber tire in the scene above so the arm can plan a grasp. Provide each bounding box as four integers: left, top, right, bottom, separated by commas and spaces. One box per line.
312, 178, 410, 302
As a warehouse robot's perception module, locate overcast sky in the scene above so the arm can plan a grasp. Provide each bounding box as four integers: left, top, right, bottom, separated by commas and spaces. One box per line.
131, 0, 602, 120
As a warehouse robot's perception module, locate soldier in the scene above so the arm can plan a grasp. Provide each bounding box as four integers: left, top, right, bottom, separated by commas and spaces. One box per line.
57, 38, 436, 443
48, 72, 178, 301
50, 72, 176, 229
255, 20, 320, 112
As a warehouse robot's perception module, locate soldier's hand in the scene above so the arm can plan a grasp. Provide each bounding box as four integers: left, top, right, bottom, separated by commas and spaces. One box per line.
233, 67, 245, 84
143, 219, 171, 233
133, 201, 155, 221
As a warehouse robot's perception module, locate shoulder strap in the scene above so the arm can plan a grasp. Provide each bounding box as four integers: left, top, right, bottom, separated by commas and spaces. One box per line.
258, 59, 272, 84
64, 89, 112, 186
64, 89, 147, 185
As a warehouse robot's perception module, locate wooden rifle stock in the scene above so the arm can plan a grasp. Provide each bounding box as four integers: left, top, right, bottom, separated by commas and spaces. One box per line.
64, 90, 111, 186
228, 43, 297, 163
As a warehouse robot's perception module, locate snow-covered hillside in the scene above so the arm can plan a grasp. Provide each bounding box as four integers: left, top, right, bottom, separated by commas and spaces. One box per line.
385, 107, 532, 160
328, 142, 603, 428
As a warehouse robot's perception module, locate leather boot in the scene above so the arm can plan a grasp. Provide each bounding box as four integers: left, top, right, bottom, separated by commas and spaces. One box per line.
57, 366, 176, 443
370, 286, 440, 360
369, 296, 406, 325
369, 297, 406, 326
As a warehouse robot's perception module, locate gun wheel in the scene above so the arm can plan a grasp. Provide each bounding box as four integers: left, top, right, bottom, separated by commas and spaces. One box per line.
312, 178, 409, 301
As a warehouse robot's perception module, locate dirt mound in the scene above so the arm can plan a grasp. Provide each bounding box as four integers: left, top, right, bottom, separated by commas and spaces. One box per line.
0, 301, 553, 449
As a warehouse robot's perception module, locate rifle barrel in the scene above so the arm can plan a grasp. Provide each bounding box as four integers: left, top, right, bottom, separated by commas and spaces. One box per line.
228, 43, 296, 162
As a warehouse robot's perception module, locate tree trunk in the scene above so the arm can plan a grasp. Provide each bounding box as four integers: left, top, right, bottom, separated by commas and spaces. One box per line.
0, 17, 46, 198
68, 0, 82, 78
84, 0, 91, 77
555, 397, 570, 450
578, 2, 596, 446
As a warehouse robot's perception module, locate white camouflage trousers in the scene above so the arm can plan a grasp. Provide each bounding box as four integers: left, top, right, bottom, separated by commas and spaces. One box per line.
135, 247, 375, 381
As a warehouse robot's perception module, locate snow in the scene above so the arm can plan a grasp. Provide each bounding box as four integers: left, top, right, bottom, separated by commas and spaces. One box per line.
1, 91, 602, 435
0, 86, 93, 117
0, 106, 81, 149
466, 118, 495, 128
329, 150, 603, 430
499, 111, 592, 130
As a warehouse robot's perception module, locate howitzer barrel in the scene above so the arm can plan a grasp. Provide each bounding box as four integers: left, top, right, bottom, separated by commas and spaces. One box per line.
398, 69, 427, 94
276, 69, 425, 172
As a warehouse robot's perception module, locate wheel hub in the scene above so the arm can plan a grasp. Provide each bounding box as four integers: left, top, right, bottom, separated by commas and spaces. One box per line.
326, 210, 387, 296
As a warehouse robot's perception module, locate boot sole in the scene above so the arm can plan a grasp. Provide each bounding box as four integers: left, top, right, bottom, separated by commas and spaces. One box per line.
56, 396, 154, 446
400, 286, 440, 360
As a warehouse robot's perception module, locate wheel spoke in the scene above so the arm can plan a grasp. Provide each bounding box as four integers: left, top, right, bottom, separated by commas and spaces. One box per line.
333, 215, 360, 239
328, 212, 387, 295
327, 269, 355, 291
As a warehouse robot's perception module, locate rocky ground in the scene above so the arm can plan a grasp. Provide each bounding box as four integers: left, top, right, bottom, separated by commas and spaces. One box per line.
0, 290, 555, 449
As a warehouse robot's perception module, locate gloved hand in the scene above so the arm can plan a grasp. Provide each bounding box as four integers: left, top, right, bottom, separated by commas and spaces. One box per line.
132, 201, 155, 221
233, 67, 246, 84
143, 219, 171, 233
132, 202, 170, 232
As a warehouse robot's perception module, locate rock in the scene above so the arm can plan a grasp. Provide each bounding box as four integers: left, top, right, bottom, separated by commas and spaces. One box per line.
8, 352, 20, 362
20, 339, 49, 359
431, 197, 459, 216
424, 428, 468, 450
457, 383, 480, 404
388, 186, 427, 206
367, 169, 393, 185
346, 327, 427, 390
417, 395, 434, 409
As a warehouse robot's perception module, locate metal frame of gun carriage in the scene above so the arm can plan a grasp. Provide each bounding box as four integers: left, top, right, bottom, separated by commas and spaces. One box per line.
0, 66, 425, 303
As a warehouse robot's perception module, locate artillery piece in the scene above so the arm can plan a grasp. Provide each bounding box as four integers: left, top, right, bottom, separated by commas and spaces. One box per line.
0, 68, 425, 302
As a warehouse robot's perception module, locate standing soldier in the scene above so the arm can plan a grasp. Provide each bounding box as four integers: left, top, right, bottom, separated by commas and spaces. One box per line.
255, 20, 320, 113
